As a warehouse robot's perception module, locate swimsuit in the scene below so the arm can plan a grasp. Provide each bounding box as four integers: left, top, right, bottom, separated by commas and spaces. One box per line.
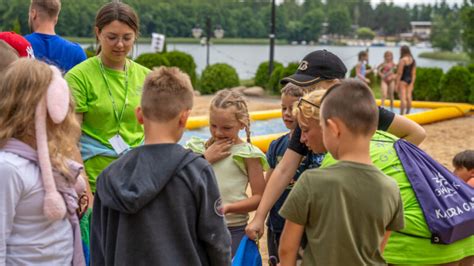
401, 59, 415, 84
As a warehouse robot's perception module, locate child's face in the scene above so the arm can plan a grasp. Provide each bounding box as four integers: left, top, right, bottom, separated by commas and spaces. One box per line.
385, 53, 393, 62
209, 106, 243, 142
281, 94, 298, 130
453, 166, 473, 183
298, 115, 326, 153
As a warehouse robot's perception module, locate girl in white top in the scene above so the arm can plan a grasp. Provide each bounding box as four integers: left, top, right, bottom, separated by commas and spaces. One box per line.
0, 59, 85, 265
186, 89, 268, 256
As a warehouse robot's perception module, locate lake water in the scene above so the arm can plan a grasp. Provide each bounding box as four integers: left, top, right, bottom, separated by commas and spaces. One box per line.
82, 43, 460, 80
144, 44, 459, 79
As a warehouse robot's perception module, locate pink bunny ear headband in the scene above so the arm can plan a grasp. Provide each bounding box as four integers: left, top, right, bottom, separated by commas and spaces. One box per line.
35, 66, 72, 220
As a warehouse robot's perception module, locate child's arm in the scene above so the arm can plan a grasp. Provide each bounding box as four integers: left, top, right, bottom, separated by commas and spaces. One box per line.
265, 168, 274, 183
223, 157, 265, 214
381, 230, 392, 252
279, 220, 304, 266
411, 63, 416, 84
246, 149, 303, 240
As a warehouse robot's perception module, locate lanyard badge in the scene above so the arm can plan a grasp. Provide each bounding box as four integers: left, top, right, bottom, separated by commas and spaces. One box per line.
99, 58, 131, 155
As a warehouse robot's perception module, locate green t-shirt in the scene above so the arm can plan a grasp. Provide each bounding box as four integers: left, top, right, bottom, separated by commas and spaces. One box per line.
65, 56, 150, 190
186, 137, 269, 227
321, 131, 474, 264
280, 160, 404, 266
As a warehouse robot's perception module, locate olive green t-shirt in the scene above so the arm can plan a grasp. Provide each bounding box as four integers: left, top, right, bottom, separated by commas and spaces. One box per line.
280, 160, 404, 266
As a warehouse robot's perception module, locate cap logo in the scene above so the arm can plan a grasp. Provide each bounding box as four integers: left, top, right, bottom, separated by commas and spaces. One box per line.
298, 60, 309, 71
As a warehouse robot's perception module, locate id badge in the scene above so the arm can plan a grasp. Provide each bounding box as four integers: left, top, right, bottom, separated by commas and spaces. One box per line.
108, 134, 130, 155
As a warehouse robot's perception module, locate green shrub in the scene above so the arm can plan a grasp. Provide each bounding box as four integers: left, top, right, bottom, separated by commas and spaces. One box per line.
413, 67, 444, 101
273, 62, 300, 93
135, 53, 170, 69
164, 51, 197, 87
467, 63, 474, 74
267, 65, 284, 94
199, 63, 239, 94
254, 61, 283, 89
469, 74, 474, 104
439, 66, 471, 102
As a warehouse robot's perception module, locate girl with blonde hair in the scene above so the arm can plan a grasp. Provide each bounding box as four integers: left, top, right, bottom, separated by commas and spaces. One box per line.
186, 89, 268, 256
0, 58, 86, 265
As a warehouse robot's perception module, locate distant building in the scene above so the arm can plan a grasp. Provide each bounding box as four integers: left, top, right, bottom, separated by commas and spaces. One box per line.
410, 21, 432, 41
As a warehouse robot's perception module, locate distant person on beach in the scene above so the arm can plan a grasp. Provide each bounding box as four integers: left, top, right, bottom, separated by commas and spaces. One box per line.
186, 89, 268, 256
395, 45, 416, 115
91, 67, 231, 265
25, 0, 86, 73
377, 51, 396, 111
355, 50, 372, 85
453, 150, 474, 187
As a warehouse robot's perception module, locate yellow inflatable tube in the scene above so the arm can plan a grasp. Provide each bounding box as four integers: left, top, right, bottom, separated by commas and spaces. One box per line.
187, 101, 472, 152
186, 109, 282, 130
376, 99, 474, 110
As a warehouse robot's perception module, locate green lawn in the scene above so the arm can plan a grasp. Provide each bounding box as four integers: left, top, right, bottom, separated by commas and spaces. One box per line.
418, 51, 470, 62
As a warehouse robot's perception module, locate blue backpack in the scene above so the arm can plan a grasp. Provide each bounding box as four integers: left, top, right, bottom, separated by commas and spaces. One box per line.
395, 139, 474, 244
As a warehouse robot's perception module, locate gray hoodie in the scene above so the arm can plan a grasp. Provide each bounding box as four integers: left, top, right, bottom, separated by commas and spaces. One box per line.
91, 144, 231, 266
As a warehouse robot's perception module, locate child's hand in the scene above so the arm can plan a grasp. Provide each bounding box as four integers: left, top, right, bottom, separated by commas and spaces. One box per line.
204, 139, 233, 164
365, 78, 371, 84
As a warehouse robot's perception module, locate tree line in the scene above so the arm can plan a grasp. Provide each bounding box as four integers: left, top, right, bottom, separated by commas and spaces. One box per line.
0, 0, 471, 48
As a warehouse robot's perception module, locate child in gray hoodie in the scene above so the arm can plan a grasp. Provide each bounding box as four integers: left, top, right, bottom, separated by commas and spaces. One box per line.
91, 67, 231, 265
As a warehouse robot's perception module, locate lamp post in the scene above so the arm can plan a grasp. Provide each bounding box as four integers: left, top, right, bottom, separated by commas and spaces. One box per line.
268, 0, 276, 75
192, 17, 224, 67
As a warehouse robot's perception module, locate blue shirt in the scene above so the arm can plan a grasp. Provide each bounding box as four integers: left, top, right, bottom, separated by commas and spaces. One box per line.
266, 133, 325, 232
25, 33, 86, 73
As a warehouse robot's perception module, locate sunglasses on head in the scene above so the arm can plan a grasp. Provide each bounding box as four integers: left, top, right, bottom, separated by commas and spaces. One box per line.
297, 97, 320, 109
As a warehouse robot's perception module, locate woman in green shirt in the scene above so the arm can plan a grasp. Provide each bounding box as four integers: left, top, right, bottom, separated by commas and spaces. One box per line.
66, 2, 149, 192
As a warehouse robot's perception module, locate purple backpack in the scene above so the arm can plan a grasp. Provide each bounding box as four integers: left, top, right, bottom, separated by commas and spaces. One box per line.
395, 139, 474, 244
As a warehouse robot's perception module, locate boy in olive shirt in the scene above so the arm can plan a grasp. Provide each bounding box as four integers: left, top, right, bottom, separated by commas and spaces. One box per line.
279, 79, 404, 265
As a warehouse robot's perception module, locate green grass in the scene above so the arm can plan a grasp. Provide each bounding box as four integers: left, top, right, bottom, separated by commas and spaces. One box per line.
65, 36, 287, 45
419, 51, 470, 62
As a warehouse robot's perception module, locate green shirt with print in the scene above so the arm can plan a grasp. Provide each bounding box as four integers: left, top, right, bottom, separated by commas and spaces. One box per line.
65, 56, 150, 191
321, 131, 474, 265
280, 160, 404, 266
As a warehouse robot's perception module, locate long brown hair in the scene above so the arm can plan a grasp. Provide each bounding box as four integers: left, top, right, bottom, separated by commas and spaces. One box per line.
95, 2, 139, 54
206, 89, 251, 148
0, 59, 81, 175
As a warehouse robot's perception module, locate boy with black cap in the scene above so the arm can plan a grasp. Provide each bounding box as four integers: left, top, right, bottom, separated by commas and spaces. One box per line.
246, 50, 425, 244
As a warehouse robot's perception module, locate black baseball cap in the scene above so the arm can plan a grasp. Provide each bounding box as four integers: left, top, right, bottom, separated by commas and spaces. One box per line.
280, 50, 347, 86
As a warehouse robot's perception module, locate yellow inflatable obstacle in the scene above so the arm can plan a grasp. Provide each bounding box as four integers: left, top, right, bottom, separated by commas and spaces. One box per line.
187, 100, 473, 153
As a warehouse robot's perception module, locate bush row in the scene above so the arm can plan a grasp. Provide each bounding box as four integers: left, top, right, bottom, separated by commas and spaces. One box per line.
133, 50, 474, 101
414, 65, 474, 103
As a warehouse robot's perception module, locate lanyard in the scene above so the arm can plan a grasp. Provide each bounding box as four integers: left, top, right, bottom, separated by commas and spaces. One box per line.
99, 58, 129, 132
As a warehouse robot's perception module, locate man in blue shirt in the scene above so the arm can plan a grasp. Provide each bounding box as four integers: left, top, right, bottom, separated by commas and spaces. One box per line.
25, 0, 86, 73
